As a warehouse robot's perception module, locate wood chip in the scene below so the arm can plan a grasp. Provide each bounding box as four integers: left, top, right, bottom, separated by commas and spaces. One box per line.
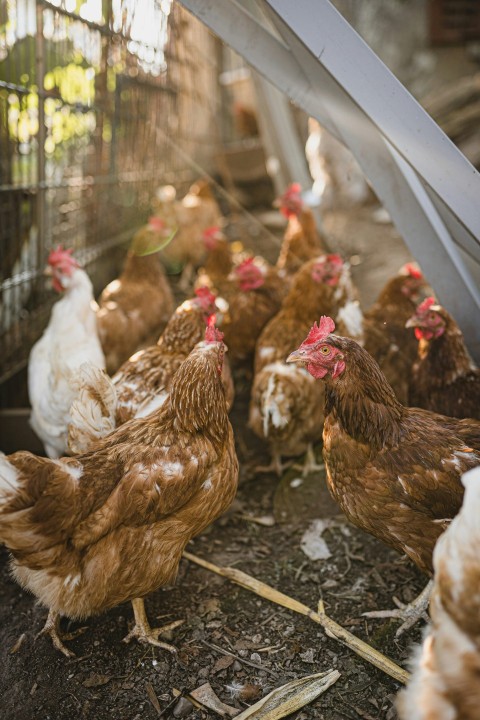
212, 655, 235, 673
82, 673, 112, 688
190, 682, 238, 717
146, 682, 162, 716
10, 632, 26, 654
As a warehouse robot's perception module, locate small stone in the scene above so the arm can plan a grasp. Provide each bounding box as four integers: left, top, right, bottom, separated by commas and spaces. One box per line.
232, 661, 243, 672
173, 697, 194, 717
250, 653, 261, 664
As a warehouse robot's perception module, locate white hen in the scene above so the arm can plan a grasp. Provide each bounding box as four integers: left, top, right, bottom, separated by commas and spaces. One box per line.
397, 465, 480, 720
28, 247, 105, 458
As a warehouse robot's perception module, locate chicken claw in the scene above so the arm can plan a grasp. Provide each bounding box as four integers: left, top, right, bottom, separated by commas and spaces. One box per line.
255, 451, 293, 478
362, 580, 433, 637
123, 598, 183, 653
36, 609, 87, 657
293, 444, 325, 477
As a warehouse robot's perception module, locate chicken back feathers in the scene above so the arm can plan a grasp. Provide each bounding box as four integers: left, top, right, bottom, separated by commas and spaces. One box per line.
397, 466, 480, 720
288, 320, 480, 575
96, 247, 174, 375
363, 264, 427, 404
0, 333, 238, 624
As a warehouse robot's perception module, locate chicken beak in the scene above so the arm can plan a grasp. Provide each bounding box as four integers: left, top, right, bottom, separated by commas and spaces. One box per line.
286, 348, 307, 364
43, 266, 53, 277
405, 316, 419, 329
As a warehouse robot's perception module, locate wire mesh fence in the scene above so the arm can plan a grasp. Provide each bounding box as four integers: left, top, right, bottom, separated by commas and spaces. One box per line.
0, 0, 221, 405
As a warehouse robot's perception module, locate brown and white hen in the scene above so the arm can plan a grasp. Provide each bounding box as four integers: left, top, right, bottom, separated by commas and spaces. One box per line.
0, 323, 238, 657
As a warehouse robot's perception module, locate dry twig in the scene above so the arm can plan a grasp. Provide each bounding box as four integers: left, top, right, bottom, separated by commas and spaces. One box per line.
183, 551, 409, 685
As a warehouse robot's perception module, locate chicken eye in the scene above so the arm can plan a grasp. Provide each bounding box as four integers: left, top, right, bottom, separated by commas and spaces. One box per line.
320, 346, 330, 355
429, 312, 437, 322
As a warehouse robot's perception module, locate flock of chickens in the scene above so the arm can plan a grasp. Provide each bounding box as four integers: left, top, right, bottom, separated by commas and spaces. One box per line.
1, 180, 480, 718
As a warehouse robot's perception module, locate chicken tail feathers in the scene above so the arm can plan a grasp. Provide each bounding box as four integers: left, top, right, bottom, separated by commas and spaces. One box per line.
67, 362, 117, 453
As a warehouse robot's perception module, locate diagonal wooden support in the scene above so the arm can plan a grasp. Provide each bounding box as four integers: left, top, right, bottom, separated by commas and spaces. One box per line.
179, 0, 480, 360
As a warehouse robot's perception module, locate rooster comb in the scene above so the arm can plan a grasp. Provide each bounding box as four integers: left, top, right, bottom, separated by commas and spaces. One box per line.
195, 286, 216, 304
402, 262, 423, 280
203, 226, 222, 239
47, 245, 79, 269
148, 216, 165, 230
205, 315, 224, 343
417, 296, 436, 314
302, 316, 335, 346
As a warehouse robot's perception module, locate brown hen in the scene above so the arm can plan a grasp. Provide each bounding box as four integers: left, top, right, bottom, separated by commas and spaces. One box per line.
220, 257, 287, 366
275, 183, 326, 277
68, 288, 234, 454
363, 263, 427, 404
96, 234, 174, 375
407, 297, 480, 419
288, 318, 480, 632
0, 325, 238, 657
249, 255, 359, 475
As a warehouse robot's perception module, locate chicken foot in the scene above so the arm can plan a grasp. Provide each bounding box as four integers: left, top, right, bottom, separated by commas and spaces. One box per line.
36, 608, 87, 657
362, 580, 433, 637
255, 450, 294, 478
293, 444, 325, 477
123, 598, 184, 653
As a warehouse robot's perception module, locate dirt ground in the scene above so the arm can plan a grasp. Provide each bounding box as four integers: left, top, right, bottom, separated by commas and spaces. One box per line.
0, 206, 425, 720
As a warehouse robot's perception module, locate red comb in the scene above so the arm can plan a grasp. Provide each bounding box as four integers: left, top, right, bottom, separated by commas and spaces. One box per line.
301, 316, 335, 347
326, 254, 343, 265
205, 315, 224, 343
148, 216, 165, 230
203, 226, 221, 239
47, 245, 79, 269
417, 296, 436, 314
237, 257, 255, 271
403, 262, 422, 280
195, 285, 216, 299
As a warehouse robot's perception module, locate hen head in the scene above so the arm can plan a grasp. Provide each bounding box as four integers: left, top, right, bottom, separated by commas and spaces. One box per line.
193, 286, 218, 319
202, 226, 224, 250
399, 262, 425, 299
46, 245, 80, 293
287, 316, 346, 380
274, 183, 304, 218
234, 258, 265, 291
311, 254, 344, 286
406, 297, 446, 341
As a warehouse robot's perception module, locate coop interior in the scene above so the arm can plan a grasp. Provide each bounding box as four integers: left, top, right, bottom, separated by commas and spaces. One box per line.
1, 1, 480, 719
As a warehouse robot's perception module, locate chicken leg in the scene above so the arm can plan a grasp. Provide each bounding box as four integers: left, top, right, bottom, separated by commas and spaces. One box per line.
123, 598, 183, 652
362, 580, 433, 637
294, 444, 325, 477
36, 608, 87, 657
255, 449, 293, 478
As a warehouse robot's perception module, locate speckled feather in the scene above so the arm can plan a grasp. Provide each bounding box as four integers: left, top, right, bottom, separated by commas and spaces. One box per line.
363, 274, 424, 404
0, 341, 238, 621
321, 335, 480, 575
96, 251, 174, 374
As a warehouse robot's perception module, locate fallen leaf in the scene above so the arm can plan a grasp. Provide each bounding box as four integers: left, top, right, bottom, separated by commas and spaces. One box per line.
212, 655, 235, 673
82, 673, 112, 688
146, 682, 161, 716
234, 669, 340, 719
190, 682, 238, 717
